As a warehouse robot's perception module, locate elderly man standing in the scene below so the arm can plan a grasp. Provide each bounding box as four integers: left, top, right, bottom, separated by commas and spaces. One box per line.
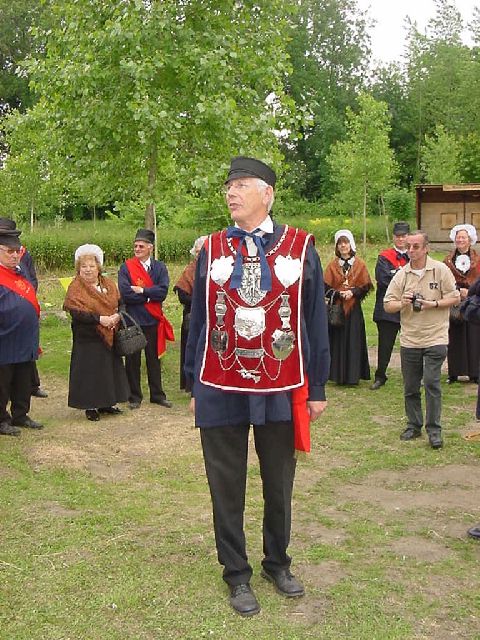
185, 156, 330, 616
370, 221, 410, 390
0, 226, 43, 436
384, 230, 459, 449
118, 228, 173, 410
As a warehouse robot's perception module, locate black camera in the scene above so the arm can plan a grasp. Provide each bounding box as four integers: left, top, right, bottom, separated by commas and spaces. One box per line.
412, 293, 424, 312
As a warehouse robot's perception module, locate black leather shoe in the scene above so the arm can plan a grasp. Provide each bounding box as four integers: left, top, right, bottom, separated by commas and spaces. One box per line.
98, 406, 123, 415
85, 409, 100, 422
229, 583, 260, 616
428, 431, 443, 449
150, 398, 172, 408
261, 568, 305, 597
32, 388, 48, 398
467, 525, 480, 539
369, 379, 385, 391
12, 416, 44, 429
446, 376, 458, 384
400, 427, 421, 441
128, 401, 141, 410
0, 421, 21, 436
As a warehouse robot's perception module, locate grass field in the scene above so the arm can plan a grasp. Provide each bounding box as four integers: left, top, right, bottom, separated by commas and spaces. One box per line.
1, 245, 479, 640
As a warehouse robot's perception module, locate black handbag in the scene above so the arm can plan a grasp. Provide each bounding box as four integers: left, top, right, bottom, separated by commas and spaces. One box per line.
114, 311, 147, 356
327, 296, 345, 327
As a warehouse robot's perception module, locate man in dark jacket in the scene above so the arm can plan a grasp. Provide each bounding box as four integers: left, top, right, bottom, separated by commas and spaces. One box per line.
118, 228, 172, 409
370, 221, 410, 390
0, 227, 43, 435
0, 217, 48, 398
185, 157, 330, 616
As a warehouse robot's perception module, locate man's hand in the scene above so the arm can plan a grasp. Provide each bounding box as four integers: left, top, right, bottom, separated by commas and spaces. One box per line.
131, 285, 144, 294
189, 398, 195, 414
307, 400, 327, 421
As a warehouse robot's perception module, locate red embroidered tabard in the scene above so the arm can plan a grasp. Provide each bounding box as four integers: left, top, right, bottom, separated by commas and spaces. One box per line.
200, 226, 312, 393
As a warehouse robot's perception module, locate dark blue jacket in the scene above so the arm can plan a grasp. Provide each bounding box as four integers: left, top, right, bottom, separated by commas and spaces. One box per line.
373, 251, 409, 323
0, 271, 39, 365
184, 224, 330, 428
118, 259, 169, 326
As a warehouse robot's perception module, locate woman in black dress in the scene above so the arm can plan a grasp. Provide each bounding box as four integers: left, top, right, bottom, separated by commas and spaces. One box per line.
443, 224, 480, 383
324, 230, 373, 385
173, 236, 206, 391
63, 244, 129, 421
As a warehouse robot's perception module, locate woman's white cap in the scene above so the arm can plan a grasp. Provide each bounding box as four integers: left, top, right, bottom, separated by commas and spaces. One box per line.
74, 244, 104, 266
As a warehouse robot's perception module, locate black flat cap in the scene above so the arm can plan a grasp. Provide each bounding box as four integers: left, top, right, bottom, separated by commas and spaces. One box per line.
225, 156, 276, 187
0, 232, 21, 248
393, 221, 410, 236
134, 228, 155, 244
0, 217, 17, 231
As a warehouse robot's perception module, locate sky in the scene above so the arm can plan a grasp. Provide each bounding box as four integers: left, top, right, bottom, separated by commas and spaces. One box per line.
355, 0, 479, 64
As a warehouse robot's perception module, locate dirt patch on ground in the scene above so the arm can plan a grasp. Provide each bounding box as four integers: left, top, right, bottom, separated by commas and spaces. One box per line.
26, 377, 198, 480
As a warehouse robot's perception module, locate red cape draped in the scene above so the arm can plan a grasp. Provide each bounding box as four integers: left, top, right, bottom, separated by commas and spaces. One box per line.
125, 258, 174, 357
0, 265, 40, 316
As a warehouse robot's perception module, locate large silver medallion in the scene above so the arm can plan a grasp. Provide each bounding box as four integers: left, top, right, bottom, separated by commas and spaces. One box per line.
237, 262, 267, 306
234, 306, 266, 340
271, 329, 295, 360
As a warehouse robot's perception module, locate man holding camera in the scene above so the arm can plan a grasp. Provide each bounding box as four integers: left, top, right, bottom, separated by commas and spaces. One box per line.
384, 231, 459, 449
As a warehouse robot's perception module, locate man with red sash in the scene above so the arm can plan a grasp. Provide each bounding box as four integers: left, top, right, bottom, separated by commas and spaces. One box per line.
0, 217, 48, 399
0, 228, 43, 436
185, 157, 330, 617
370, 221, 410, 390
118, 228, 173, 409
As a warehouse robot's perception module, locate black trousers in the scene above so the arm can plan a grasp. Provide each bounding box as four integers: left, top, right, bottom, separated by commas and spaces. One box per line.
200, 422, 296, 586
31, 361, 41, 391
374, 320, 400, 383
0, 361, 32, 423
125, 324, 165, 404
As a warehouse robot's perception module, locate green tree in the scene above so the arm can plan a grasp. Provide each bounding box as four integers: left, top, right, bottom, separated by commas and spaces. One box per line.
0, 105, 63, 224
284, 0, 371, 199
327, 93, 397, 248
421, 124, 461, 183
19, 0, 296, 229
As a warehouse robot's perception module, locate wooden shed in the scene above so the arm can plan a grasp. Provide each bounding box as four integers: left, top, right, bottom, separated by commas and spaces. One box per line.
416, 184, 480, 250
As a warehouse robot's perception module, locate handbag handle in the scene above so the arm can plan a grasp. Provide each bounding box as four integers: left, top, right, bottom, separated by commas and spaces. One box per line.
118, 310, 142, 330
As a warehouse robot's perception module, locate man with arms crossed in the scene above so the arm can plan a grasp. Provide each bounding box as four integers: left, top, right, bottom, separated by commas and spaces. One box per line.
384, 231, 459, 449
185, 156, 329, 616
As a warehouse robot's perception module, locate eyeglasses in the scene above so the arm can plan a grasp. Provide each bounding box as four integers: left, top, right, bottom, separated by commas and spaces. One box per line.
222, 181, 253, 195
0, 246, 21, 255
406, 243, 424, 250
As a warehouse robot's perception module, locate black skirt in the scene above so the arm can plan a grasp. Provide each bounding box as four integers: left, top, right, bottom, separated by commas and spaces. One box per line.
328, 303, 370, 385
447, 319, 480, 379
68, 338, 129, 409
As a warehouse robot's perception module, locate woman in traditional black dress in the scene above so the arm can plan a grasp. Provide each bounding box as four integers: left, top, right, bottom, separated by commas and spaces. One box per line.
63, 244, 129, 421
443, 224, 480, 383
173, 236, 206, 391
324, 230, 373, 385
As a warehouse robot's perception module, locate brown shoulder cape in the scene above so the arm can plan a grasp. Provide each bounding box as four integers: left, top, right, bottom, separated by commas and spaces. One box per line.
63, 275, 120, 348
323, 256, 373, 317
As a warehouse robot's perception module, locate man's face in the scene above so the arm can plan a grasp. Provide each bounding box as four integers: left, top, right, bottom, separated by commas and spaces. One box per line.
393, 233, 408, 251
134, 241, 153, 262
406, 234, 428, 266
225, 177, 272, 231
0, 245, 21, 270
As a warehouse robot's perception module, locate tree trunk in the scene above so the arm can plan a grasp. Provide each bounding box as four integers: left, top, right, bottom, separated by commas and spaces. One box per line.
30, 198, 35, 231
144, 143, 157, 232
93, 204, 96, 226
380, 195, 390, 243
362, 181, 367, 254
